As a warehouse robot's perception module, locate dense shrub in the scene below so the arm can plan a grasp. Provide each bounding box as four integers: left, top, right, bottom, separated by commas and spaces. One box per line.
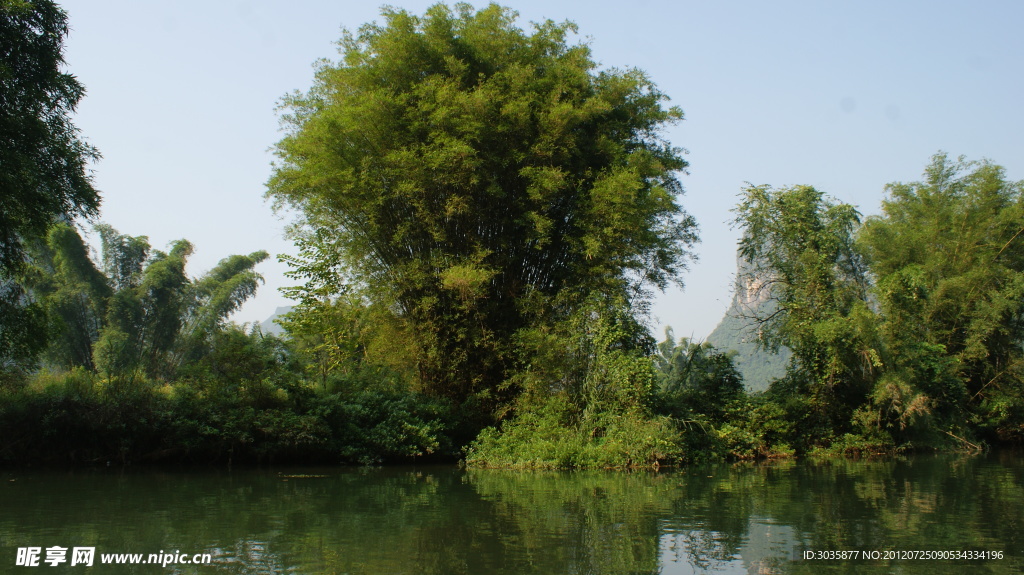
0, 366, 456, 466
466, 395, 683, 469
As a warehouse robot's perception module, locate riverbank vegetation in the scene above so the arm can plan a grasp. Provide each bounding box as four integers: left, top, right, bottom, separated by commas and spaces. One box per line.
1, 2, 1022, 468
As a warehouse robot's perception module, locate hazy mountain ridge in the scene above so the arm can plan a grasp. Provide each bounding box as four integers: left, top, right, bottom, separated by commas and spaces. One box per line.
259, 306, 293, 336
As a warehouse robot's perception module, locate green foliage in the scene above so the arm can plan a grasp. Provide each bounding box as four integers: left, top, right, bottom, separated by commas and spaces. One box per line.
28, 224, 111, 370
733, 184, 878, 443
0, 0, 100, 274
0, 331, 456, 466
715, 154, 1024, 453
466, 394, 683, 469
706, 301, 791, 393
466, 297, 685, 468
267, 2, 697, 411
314, 389, 453, 465
277, 229, 419, 391
712, 398, 797, 460
24, 222, 268, 382
654, 329, 744, 423
859, 153, 1024, 444
503, 295, 659, 414
0, 285, 47, 369
646, 332, 803, 461
0, 0, 100, 368
7, 8, 1022, 473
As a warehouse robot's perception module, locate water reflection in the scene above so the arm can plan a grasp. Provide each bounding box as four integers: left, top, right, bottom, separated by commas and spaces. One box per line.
0, 454, 1020, 574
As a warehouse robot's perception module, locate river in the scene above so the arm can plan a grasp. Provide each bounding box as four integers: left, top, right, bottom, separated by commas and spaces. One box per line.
1, 453, 1021, 573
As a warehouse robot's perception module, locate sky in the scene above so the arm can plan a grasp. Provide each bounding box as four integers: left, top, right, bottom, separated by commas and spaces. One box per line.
57, 0, 1024, 341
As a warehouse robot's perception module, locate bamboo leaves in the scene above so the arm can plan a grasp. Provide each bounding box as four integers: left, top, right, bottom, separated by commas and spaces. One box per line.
267, 4, 696, 407
27, 223, 266, 382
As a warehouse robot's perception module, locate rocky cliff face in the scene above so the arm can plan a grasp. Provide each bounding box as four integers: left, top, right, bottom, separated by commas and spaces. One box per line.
705, 252, 789, 393
733, 251, 773, 309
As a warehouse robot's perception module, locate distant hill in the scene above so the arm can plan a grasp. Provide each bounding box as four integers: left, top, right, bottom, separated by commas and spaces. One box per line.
259, 306, 293, 336
706, 310, 789, 393
705, 253, 790, 393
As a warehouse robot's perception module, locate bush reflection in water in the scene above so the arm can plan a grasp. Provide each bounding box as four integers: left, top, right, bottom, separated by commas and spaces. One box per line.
1, 454, 1021, 574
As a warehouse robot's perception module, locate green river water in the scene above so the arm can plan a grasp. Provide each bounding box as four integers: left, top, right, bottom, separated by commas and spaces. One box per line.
1, 453, 1021, 574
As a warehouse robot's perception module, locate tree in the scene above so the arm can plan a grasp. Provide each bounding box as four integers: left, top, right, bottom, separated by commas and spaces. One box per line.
27, 222, 110, 370
733, 184, 878, 442
267, 3, 697, 411
1, 0, 99, 368
858, 153, 1024, 442
465, 294, 686, 468
654, 329, 743, 423
27, 223, 268, 382
0, 0, 99, 273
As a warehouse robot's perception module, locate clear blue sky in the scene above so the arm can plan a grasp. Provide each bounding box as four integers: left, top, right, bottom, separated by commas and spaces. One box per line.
59, 0, 1024, 340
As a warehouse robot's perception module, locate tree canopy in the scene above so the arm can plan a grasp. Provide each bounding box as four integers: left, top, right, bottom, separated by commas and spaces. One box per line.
733, 184, 877, 441
267, 3, 697, 409
859, 153, 1024, 442
0, 0, 99, 273
728, 156, 1024, 450
1, 0, 99, 366
25, 223, 268, 382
